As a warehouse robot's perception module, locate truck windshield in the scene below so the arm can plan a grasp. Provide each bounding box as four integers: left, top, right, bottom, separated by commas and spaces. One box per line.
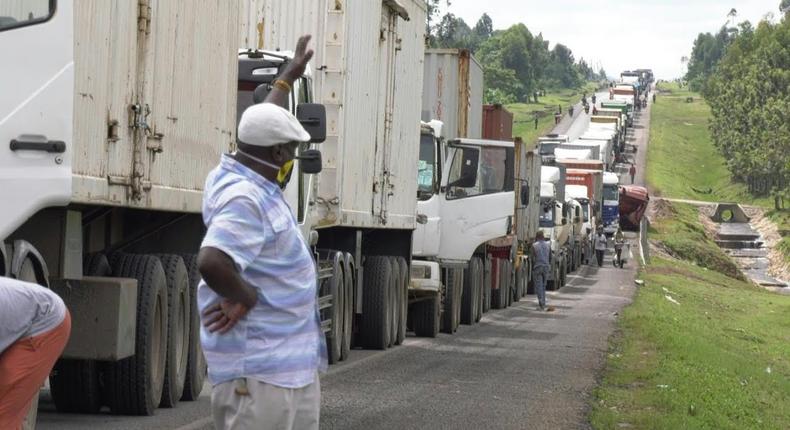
0, 0, 53, 32
417, 133, 436, 200
603, 185, 619, 201
539, 199, 555, 227
539, 143, 559, 155
581, 203, 589, 222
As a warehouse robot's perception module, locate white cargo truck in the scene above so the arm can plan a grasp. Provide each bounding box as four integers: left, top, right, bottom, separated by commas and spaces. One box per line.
539, 166, 574, 290
1, 0, 427, 423
412, 119, 541, 333
240, 0, 428, 360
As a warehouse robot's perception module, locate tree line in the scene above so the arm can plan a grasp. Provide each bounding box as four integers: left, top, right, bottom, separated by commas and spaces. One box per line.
684, 4, 789, 209
425, 1, 606, 104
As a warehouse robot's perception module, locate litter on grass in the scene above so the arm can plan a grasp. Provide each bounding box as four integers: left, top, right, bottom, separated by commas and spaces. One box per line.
665, 295, 681, 305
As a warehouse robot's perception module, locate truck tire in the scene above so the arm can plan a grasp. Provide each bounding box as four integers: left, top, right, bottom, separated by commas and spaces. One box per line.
483, 256, 492, 313
395, 257, 408, 345
513, 263, 524, 302
560, 260, 567, 288
180, 254, 207, 401
388, 258, 399, 347
410, 294, 439, 338
326, 261, 344, 365
506, 260, 514, 307
341, 257, 354, 360
50, 253, 109, 413
460, 259, 478, 325
547, 262, 559, 291
155, 255, 190, 408
441, 268, 460, 333
106, 254, 168, 415
491, 259, 508, 309
473, 258, 484, 322
360, 256, 391, 349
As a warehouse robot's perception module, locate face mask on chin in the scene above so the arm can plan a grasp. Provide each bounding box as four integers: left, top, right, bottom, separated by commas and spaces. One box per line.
236, 147, 296, 190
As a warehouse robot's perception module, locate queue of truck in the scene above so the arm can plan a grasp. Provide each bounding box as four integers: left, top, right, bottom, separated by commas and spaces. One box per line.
0, 1, 651, 426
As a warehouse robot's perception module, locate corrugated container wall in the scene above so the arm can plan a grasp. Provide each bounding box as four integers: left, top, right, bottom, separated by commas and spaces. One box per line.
422, 49, 483, 140
71, 1, 240, 212
482, 104, 513, 141
242, 0, 427, 230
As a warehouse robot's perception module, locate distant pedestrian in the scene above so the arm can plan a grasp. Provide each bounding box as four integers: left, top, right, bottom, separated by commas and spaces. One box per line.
595, 230, 607, 267
554, 112, 561, 125
198, 35, 326, 430
558, 104, 562, 114
0, 277, 71, 429
592, 94, 597, 105
652, 93, 656, 103
531, 230, 552, 311
534, 114, 539, 130
630, 164, 636, 184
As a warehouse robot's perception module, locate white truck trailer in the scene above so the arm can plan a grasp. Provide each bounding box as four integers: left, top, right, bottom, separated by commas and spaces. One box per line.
1, 0, 427, 422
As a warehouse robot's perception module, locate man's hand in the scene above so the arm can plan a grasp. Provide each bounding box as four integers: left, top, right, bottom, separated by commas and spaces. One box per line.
282, 34, 314, 82
203, 299, 252, 334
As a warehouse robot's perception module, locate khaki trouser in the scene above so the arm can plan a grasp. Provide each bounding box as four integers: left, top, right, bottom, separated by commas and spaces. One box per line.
212, 375, 320, 430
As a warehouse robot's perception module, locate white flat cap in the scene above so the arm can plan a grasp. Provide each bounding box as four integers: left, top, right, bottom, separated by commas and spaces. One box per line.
238, 103, 310, 147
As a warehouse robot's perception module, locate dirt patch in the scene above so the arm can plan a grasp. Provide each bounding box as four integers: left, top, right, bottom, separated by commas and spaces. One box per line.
749, 209, 790, 283
647, 198, 677, 224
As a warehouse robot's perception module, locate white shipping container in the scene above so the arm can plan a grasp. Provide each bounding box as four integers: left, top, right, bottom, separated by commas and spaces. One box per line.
70, 0, 240, 212
241, 0, 427, 230
422, 49, 483, 140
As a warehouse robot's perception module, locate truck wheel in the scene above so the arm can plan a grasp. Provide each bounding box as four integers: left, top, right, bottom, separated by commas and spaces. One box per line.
180, 254, 207, 401
410, 294, 439, 338
473, 257, 484, 322
513, 263, 523, 303
388, 258, 399, 347
360, 256, 391, 349
483, 256, 492, 313
560, 261, 567, 288
106, 254, 168, 415
341, 257, 354, 360
506, 260, 514, 307
155, 255, 190, 408
326, 260, 345, 364
395, 257, 408, 345
441, 268, 461, 333
50, 253, 109, 413
547, 264, 559, 291
460, 259, 478, 325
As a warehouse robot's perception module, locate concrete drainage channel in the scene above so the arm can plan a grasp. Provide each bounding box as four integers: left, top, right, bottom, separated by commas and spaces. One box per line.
712, 204, 789, 294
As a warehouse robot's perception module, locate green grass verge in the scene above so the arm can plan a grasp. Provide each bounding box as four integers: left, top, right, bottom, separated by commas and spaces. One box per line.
590, 202, 790, 429
508, 81, 599, 145
649, 202, 745, 280
767, 210, 790, 262
647, 83, 773, 207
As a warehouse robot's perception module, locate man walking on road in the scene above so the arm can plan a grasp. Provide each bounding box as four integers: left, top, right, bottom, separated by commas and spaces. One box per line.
197, 35, 326, 430
630, 164, 636, 184
595, 229, 608, 267
531, 230, 553, 311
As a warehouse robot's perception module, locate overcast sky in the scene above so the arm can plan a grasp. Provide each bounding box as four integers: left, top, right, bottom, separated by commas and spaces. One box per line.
436, 0, 782, 79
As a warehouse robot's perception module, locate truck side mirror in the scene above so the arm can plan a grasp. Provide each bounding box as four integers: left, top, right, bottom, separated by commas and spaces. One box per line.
562, 217, 568, 226
297, 149, 322, 174
520, 186, 529, 206
296, 103, 326, 143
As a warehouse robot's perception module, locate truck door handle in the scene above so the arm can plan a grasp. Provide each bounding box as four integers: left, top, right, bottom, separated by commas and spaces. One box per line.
10, 135, 66, 153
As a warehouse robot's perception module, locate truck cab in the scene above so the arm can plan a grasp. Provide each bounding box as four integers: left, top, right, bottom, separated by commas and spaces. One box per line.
537, 134, 570, 165
566, 184, 594, 264
412, 121, 517, 330
602, 172, 620, 235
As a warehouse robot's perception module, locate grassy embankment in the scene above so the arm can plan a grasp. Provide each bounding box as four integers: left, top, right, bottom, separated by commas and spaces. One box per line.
507, 81, 598, 145
647, 82, 789, 260
590, 82, 790, 429
590, 201, 790, 429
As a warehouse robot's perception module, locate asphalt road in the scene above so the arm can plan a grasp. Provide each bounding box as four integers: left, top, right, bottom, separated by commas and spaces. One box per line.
37, 93, 653, 430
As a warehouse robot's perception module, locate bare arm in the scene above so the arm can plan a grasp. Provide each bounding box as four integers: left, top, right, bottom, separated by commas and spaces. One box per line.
264, 35, 315, 109
197, 247, 257, 309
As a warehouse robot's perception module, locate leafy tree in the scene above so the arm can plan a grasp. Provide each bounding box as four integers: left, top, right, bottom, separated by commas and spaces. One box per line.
705, 17, 790, 208
473, 13, 493, 39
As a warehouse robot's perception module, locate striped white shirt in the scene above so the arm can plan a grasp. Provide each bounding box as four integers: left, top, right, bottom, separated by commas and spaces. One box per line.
198, 155, 327, 389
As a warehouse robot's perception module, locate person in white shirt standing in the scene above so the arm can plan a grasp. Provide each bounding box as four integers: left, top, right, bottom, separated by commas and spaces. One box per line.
197, 36, 327, 430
